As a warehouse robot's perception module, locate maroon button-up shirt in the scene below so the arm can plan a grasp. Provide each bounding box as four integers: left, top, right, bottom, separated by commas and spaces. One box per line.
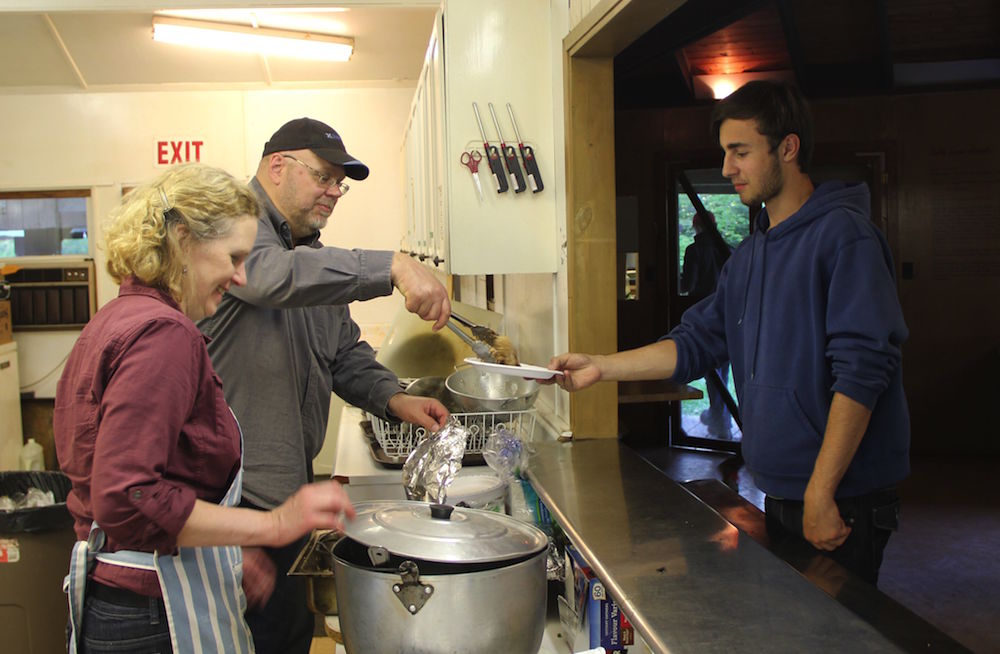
54, 277, 241, 596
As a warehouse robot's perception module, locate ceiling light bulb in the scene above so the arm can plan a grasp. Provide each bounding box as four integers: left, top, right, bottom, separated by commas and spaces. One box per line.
711, 80, 737, 99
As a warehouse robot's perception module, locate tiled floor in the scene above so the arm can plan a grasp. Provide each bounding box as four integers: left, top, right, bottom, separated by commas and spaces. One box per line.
631, 444, 999, 654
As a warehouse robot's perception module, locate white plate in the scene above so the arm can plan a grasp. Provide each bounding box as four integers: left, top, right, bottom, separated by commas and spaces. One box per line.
463, 357, 564, 379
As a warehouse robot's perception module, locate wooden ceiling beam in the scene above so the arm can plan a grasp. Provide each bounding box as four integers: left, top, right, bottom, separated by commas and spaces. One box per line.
43, 13, 87, 90
773, 0, 807, 91
674, 48, 694, 96
615, 0, 768, 77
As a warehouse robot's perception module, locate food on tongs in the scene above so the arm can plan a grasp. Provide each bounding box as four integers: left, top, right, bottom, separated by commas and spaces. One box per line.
487, 334, 519, 366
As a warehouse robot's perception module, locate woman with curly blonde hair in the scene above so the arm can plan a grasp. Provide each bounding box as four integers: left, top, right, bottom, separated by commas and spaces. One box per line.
55, 162, 356, 653
103, 163, 258, 318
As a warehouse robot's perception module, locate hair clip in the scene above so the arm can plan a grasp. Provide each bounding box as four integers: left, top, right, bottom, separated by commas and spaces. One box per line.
159, 187, 180, 223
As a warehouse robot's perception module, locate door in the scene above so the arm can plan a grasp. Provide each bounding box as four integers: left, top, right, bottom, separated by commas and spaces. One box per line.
668, 165, 751, 452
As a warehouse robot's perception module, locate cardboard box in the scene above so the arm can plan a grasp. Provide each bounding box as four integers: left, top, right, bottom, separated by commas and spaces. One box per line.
0, 300, 11, 345
560, 545, 635, 653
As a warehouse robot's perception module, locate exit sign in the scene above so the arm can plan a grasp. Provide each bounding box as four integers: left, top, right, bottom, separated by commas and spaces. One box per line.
156, 140, 204, 165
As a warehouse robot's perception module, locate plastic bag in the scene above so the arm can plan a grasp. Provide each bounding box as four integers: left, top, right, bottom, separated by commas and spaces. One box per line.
0, 471, 73, 533
482, 425, 527, 481
0, 487, 55, 511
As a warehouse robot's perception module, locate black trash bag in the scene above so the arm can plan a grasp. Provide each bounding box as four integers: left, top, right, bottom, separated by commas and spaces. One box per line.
0, 471, 74, 533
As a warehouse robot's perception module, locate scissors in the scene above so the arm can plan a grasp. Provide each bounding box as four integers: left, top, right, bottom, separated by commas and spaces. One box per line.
460, 150, 484, 202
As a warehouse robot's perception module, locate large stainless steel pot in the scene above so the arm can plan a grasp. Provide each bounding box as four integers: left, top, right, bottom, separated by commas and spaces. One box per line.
332, 501, 548, 654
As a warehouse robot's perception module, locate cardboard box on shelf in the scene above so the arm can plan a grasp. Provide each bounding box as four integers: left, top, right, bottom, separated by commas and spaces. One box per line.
0, 300, 11, 345
559, 545, 635, 653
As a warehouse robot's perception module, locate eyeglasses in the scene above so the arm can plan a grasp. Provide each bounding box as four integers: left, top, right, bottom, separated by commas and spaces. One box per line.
281, 154, 350, 195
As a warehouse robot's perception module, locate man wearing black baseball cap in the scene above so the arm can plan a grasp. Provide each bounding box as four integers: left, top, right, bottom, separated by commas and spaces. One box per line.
199, 117, 451, 654
261, 116, 371, 181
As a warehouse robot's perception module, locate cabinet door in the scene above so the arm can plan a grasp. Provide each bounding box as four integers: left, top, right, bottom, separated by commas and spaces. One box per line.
415, 85, 429, 260
403, 1, 558, 275
403, 104, 415, 255
403, 90, 416, 256
420, 62, 436, 263
441, 0, 558, 274
402, 12, 444, 268
427, 21, 448, 269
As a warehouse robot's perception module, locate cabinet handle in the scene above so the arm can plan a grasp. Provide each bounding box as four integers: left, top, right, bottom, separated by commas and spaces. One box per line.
0, 360, 9, 370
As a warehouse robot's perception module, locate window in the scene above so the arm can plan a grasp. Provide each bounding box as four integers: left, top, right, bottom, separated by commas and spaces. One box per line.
673, 168, 750, 448
0, 190, 90, 258
675, 174, 749, 296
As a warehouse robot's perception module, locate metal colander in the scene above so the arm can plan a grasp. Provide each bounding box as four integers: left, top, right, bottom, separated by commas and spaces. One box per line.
445, 367, 540, 412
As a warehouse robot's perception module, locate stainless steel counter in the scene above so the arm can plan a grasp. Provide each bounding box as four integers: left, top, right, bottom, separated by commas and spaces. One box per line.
526, 439, 907, 654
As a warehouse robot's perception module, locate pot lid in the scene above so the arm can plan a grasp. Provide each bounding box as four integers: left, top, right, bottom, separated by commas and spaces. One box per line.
343, 501, 548, 564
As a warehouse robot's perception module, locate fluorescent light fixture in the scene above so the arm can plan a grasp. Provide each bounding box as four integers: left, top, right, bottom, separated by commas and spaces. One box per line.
152, 15, 354, 62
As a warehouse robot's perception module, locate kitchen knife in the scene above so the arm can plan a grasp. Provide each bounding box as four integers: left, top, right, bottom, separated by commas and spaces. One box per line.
488, 102, 526, 193
507, 103, 544, 193
472, 102, 509, 193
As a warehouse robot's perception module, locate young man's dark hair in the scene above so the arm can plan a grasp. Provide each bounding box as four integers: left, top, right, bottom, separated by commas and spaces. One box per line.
710, 80, 815, 173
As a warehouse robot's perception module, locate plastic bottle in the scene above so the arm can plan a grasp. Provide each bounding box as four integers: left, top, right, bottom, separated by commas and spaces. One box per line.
19, 438, 44, 471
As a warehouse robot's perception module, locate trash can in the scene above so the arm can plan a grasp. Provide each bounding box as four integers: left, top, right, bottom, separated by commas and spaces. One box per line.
0, 471, 76, 654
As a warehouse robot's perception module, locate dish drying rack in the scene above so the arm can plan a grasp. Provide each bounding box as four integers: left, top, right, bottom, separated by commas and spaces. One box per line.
366, 410, 536, 461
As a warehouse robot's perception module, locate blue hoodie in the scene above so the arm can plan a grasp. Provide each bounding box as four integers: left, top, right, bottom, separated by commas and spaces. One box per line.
668, 181, 910, 499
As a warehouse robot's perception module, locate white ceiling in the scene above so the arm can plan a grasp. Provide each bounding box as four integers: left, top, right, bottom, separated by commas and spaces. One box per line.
0, 4, 439, 93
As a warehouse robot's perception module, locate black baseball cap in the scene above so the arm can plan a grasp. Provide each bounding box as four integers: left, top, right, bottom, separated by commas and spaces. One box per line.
262, 117, 370, 180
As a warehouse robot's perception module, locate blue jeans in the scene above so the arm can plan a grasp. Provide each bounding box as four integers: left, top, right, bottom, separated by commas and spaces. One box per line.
765, 487, 900, 585
72, 584, 172, 653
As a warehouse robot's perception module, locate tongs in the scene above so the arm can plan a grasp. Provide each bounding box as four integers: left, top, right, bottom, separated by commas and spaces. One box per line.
445, 320, 497, 363
447, 313, 519, 365
450, 312, 502, 344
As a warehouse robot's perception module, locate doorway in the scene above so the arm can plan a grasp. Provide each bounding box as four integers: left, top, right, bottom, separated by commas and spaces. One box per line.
562, 2, 898, 443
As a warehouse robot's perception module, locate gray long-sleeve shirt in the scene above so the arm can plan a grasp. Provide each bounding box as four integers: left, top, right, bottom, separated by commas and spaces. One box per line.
199, 178, 402, 509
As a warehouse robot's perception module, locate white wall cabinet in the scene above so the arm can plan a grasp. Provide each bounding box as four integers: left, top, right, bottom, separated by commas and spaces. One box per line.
402, 0, 558, 275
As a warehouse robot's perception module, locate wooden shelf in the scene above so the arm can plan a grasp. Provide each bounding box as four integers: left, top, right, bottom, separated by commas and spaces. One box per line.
618, 379, 702, 404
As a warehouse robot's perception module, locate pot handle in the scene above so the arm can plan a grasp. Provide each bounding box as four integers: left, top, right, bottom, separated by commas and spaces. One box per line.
393, 560, 434, 615
429, 504, 455, 520
367, 545, 391, 567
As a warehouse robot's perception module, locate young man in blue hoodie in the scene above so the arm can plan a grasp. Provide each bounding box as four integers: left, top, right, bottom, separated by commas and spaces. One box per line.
548, 80, 909, 585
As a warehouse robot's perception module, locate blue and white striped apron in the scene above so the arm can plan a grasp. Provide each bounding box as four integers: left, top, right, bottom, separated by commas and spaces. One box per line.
65, 422, 254, 653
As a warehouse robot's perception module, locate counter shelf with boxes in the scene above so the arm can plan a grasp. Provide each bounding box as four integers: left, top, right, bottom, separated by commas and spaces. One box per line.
559, 544, 636, 654
364, 409, 536, 467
